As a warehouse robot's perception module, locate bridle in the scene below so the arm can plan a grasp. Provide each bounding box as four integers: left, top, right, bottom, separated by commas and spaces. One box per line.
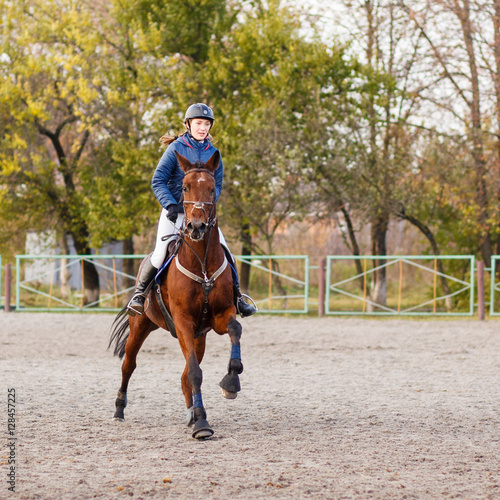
182, 168, 217, 231
178, 166, 219, 272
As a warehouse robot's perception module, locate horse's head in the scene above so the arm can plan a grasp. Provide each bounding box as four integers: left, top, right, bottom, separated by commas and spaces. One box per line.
175, 150, 220, 242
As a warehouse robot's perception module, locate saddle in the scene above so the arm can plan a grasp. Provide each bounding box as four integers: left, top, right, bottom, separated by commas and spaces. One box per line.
154, 236, 182, 285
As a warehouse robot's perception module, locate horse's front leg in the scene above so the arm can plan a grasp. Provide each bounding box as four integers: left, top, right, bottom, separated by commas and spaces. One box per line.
219, 316, 244, 399
179, 331, 214, 439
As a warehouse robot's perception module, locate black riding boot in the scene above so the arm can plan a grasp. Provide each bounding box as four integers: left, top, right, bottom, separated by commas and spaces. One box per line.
222, 245, 257, 317
127, 258, 158, 316
234, 282, 257, 317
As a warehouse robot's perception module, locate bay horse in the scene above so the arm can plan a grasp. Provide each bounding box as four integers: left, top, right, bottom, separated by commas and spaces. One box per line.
108, 151, 244, 439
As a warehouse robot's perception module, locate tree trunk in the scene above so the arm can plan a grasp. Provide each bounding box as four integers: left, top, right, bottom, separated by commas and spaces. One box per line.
397, 209, 452, 311
271, 259, 287, 309
340, 205, 364, 290
35, 118, 99, 304
59, 234, 70, 300
456, 0, 492, 266
405, 0, 492, 265
369, 213, 388, 309
71, 233, 100, 306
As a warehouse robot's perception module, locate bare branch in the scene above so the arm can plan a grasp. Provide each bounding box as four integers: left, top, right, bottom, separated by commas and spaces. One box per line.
399, 1, 472, 109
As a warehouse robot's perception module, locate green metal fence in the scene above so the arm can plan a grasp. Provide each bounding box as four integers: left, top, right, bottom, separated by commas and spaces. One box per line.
13, 254, 309, 313
235, 255, 309, 314
15, 254, 146, 312
489, 256, 500, 316
6, 253, 491, 316
325, 255, 475, 316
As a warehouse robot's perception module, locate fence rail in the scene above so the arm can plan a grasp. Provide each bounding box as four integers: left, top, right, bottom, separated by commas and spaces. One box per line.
325, 255, 475, 316
0, 253, 497, 317
235, 255, 309, 314
489, 256, 500, 316
14, 254, 146, 312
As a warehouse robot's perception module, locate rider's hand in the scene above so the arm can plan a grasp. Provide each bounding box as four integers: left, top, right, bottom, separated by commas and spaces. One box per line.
166, 204, 179, 223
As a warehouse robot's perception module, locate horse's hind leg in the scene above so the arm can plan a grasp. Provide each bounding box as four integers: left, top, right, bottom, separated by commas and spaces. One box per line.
114, 315, 154, 421
219, 317, 243, 399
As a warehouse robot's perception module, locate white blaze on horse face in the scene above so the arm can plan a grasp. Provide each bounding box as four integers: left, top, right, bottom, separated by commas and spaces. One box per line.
195, 176, 215, 202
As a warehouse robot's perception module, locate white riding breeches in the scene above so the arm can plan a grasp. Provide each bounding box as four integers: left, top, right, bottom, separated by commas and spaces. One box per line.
150, 208, 229, 269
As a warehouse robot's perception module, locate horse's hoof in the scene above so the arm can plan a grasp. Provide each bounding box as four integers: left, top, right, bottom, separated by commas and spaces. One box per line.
186, 407, 194, 426
221, 388, 237, 399
112, 416, 125, 422
192, 419, 214, 439
113, 409, 125, 421
193, 428, 213, 439
219, 372, 241, 394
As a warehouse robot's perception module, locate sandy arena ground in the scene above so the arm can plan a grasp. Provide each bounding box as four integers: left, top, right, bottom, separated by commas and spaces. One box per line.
1, 313, 499, 499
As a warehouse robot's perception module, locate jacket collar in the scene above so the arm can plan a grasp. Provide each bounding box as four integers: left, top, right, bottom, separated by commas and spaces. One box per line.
181, 133, 210, 149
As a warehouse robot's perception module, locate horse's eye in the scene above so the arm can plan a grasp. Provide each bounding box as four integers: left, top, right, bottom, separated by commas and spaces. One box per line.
182, 186, 188, 193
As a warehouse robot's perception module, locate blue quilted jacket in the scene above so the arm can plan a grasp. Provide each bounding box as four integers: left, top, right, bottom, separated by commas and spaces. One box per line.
151, 133, 223, 210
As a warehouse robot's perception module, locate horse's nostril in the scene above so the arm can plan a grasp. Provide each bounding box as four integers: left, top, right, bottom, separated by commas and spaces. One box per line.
199, 223, 206, 232
187, 222, 193, 232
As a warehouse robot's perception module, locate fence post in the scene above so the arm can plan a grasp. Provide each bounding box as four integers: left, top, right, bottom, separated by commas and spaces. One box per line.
318, 257, 326, 317
477, 260, 485, 321
4, 263, 11, 312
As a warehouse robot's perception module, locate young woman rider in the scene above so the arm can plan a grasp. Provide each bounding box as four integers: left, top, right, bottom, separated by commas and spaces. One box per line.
127, 103, 256, 318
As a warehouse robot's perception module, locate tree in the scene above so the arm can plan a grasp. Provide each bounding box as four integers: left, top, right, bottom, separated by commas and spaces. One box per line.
313, 0, 430, 306
133, 0, 235, 63
402, 0, 500, 267
0, 0, 105, 302
0, 0, 231, 300
199, 0, 353, 259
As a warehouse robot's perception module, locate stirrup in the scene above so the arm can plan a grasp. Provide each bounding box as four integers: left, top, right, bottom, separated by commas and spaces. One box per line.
127, 293, 146, 316
237, 294, 258, 317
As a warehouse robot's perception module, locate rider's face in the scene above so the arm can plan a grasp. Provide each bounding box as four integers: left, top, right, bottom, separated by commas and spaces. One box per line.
190, 119, 212, 140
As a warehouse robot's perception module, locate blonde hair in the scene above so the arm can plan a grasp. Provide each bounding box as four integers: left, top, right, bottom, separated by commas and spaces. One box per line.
159, 132, 181, 148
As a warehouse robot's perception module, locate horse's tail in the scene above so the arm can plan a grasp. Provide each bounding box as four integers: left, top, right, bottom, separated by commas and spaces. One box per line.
108, 307, 130, 359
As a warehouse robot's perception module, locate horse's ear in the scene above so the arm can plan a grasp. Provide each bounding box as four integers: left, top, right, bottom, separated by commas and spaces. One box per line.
175, 151, 195, 173
204, 150, 220, 173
